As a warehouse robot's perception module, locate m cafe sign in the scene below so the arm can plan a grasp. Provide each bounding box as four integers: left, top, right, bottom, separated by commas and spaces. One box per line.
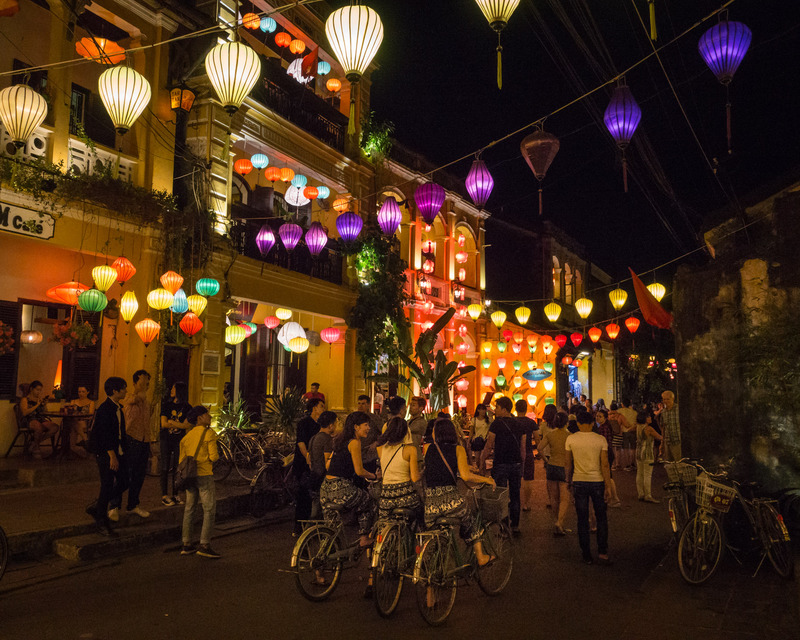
0, 202, 55, 240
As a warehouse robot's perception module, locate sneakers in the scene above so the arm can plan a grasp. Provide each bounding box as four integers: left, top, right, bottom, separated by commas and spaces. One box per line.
196, 545, 221, 559
129, 506, 151, 518
180, 545, 197, 555
162, 496, 176, 506
107, 507, 120, 522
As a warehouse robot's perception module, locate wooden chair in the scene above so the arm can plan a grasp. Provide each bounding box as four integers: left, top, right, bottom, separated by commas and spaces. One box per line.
4, 403, 33, 458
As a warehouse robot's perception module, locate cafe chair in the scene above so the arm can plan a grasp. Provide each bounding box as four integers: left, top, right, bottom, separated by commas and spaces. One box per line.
4, 403, 58, 458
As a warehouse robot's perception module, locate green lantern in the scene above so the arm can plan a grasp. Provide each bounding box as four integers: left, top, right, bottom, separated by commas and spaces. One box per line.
497, 341, 507, 353
545, 397, 556, 405
512, 360, 522, 371
544, 362, 554, 373
496, 374, 506, 386
243, 321, 257, 333
512, 393, 523, 402
196, 278, 220, 297
78, 288, 108, 313
481, 358, 491, 370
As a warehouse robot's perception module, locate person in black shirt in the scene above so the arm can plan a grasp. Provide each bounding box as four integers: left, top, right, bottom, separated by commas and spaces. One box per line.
308, 411, 338, 519
516, 399, 540, 512
292, 398, 325, 535
480, 396, 526, 536
160, 382, 192, 506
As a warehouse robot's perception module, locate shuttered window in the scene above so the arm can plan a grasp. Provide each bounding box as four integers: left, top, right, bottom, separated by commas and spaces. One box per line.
0, 301, 21, 399
63, 312, 102, 399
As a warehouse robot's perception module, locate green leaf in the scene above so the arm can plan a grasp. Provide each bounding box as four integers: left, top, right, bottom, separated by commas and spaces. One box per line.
430, 307, 456, 336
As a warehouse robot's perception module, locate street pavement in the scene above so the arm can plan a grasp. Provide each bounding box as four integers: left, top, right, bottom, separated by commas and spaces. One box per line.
0, 464, 797, 640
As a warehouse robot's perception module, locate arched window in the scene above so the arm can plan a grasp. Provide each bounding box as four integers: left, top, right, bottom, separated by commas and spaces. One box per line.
574, 269, 583, 299
564, 263, 573, 305
552, 256, 561, 299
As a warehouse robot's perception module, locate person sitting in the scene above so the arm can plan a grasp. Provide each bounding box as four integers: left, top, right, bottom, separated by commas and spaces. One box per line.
376, 417, 421, 524
19, 380, 59, 458
69, 385, 95, 452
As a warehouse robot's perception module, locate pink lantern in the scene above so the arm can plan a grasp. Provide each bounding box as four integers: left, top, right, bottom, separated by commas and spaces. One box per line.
497, 357, 507, 369
482, 375, 493, 387
511, 343, 522, 354
457, 343, 469, 355
458, 324, 468, 337
455, 378, 469, 391
264, 316, 280, 329
456, 394, 468, 409
455, 251, 468, 264
320, 327, 341, 344
457, 268, 466, 282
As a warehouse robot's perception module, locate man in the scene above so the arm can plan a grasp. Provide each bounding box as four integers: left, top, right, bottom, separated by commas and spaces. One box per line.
108, 370, 152, 521
301, 382, 325, 403
292, 398, 325, 534
307, 411, 338, 519
407, 396, 428, 462
86, 376, 129, 536
480, 396, 526, 536
565, 407, 612, 565
516, 399, 539, 512
657, 390, 681, 461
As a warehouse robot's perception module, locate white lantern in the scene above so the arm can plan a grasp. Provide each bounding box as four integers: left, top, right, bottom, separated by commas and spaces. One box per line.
277, 321, 306, 347
475, 0, 520, 30
205, 41, 261, 115
325, 5, 384, 82
98, 66, 151, 135
284, 185, 310, 207
0, 84, 48, 147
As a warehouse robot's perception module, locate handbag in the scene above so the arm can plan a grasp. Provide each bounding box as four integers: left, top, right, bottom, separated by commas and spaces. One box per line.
175, 427, 208, 492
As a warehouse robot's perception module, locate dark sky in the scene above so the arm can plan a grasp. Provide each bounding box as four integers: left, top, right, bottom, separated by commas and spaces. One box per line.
364, 0, 800, 283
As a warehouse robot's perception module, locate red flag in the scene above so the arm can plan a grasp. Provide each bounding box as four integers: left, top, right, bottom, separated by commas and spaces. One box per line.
629, 268, 673, 330
301, 46, 319, 79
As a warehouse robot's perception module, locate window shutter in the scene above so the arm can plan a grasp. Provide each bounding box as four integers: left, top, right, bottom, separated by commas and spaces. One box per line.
63, 312, 103, 400
0, 301, 21, 399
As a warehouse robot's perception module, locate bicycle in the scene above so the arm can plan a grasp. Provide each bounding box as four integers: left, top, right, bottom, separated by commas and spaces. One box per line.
0, 524, 7, 582
218, 428, 264, 481
663, 459, 698, 539
413, 485, 514, 626
249, 449, 294, 517
677, 467, 793, 585
370, 507, 419, 617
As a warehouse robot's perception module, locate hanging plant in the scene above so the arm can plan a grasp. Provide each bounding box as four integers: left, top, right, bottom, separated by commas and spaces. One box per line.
360, 110, 394, 160
50, 320, 98, 350
0, 320, 15, 356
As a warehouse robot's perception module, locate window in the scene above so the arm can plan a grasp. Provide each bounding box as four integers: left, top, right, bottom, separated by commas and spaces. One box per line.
574, 270, 583, 299
564, 263, 573, 305
12, 59, 48, 96
552, 256, 561, 299
70, 83, 116, 149
0, 301, 20, 399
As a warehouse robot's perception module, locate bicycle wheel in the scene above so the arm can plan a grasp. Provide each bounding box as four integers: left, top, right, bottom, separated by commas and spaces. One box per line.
249, 465, 281, 518
233, 438, 262, 482
758, 503, 793, 579
213, 441, 233, 482
476, 521, 513, 595
291, 525, 342, 601
0, 525, 7, 583
372, 523, 404, 617
414, 534, 457, 626
677, 511, 724, 585
668, 495, 689, 537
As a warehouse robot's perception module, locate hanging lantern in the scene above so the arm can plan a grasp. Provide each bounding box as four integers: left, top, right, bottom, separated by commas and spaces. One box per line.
196, 278, 220, 297
275, 33, 291, 47
304, 186, 319, 200
375, 196, 403, 236
626, 317, 641, 334
242, 12, 260, 29
170, 289, 189, 314
455, 378, 469, 392
111, 256, 136, 286
289, 39, 306, 55
570, 332, 583, 348
186, 294, 207, 316
514, 305, 531, 325
332, 197, 349, 213
457, 268, 467, 282
554, 334, 567, 348
526, 394, 538, 406
497, 341, 507, 353
46, 282, 89, 306
481, 341, 493, 354
265, 167, 282, 182
512, 360, 522, 371
75, 37, 126, 65
465, 157, 494, 207
609, 287, 628, 310
336, 212, 363, 243
422, 259, 434, 274
0, 84, 48, 148
250, 153, 269, 169
260, 16, 277, 33
291, 174, 308, 189
482, 375, 493, 387
481, 358, 491, 370
91, 265, 117, 292
544, 362, 554, 373
458, 324, 468, 337
320, 327, 341, 344
278, 168, 295, 184
455, 394, 467, 409
457, 342, 469, 355
511, 331, 523, 345
606, 323, 620, 340
542, 342, 553, 356
316, 186, 330, 200
502, 330, 513, 342
78, 289, 108, 313
574, 297, 593, 319
496, 374, 507, 387
284, 185, 310, 207
264, 316, 281, 330
421, 300, 434, 314
527, 361, 536, 371
326, 78, 342, 93
544, 302, 561, 323
490, 310, 507, 329
573, 359, 583, 368
526, 335, 537, 348
588, 327, 602, 343
647, 282, 666, 302
135, 318, 160, 346
422, 240, 435, 254
21, 330, 43, 345
512, 376, 522, 389
419, 275, 430, 292
160, 271, 184, 295
275, 308, 293, 321
205, 41, 261, 115
698, 20, 752, 154
305, 222, 328, 256
562, 355, 573, 366
289, 335, 310, 353
468, 304, 483, 321
98, 66, 151, 135
179, 312, 203, 337
511, 342, 522, 354
279, 223, 303, 251
520, 128, 560, 214
474, 0, 520, 89
414, 183, 446, 225
421, 321, 434, 331
604, 82, 642, 192
455, 251, 468, 264
225, 325, 247, 345
317, 60, 331, 75
120, 291, 138, 323
256, 224, 276, 256
241, 321, 257, 337
543, 380, 554, 392
147, 288, 174, 310
234, 159, 253, 176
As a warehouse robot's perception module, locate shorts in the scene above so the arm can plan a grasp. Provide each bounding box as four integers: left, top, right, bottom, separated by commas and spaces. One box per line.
623, 431, 637, 449
612, 434, 623, 448
546, 464, 566, 482
523, 454, 535, 481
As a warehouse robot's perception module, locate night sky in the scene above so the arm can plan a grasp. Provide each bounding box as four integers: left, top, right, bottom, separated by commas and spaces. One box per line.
364, 0, 800, 286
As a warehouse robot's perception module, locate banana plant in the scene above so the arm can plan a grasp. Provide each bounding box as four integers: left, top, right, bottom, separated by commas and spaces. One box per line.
398, 307, 476, 412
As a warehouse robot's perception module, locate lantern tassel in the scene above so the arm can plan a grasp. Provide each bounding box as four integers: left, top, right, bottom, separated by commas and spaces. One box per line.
622, 154, 629, 193
347, 97, 356, 136
538, 186, 543, 216
648, 0, 657, 41
496, 44, 503, 90
726, 100, 732, 155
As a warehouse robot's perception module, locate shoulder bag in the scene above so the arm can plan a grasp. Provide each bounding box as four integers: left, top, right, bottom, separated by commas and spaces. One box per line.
175, 427, 208, 491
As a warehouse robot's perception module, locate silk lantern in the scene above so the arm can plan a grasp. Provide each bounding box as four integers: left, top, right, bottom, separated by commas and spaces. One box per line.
196, 278, 220, 297
520, 128, 560, 214
275, 33, 291, 48
604, 82, 642, 192
570, 332, 583, 347
474, 0, 520, 89
336, 212, 363, 243
242, 12, 259, 29
98, 66, 151, 134
515, 306, 530, 325
554, 334, 567, 348
147, 288, 173, 310
588, 327, 602, 343
305, 222, 328, 256
92, 265, 117, 292
544, 302, 561, 323
511, 343, 522, 354
482, 341, 492, 354
250, 153, 269, 169
265, 167, 282, 182
606, 323, 620, 340
414, 182, 446, 225
205, 41, 261, 115
333, 198, 349, 213
120, 291, 138, 323
465, 157, 494, 207
468, 304, 483, 320
316, 186, 330, 200
260, 16, 277, 33
256, 224, 276, 256
234, 159, 253, 175
78, 289, 107, 313
135, 318, 160, 346
186, 295, 207, 316
225, 325, 247, 345
482, 375, 493, 387
0, 84, 48, 147
326, 78, 342, 93
574, 297, 593, 319
303, 186, 319, 200
275, 308, 293, 321
491, 310, 507, 329
481, 358, 491, 370
264, 316, 280, 330
647, 282, 666, 302
179, 312, 203, 337
170, 289, 189, 314
112, 256, 136, 285
160, 271, 183, 295
320, 327, 341, 344
626, 317, 641, 333
279, 223, 303, 251
609, 288, 628, 310
497, 341, 507, 353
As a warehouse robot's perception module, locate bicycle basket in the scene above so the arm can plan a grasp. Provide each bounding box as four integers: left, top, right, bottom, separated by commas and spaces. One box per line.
476, 485, 509, 522
665, 462, 697, 486
696, 474, 736, 512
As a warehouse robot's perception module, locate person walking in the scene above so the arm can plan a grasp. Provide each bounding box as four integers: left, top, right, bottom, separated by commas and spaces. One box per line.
468, 404, 491, 465
516, 399, 539, 512
179, 406, 220, 558
596, 409, 621, 507
292, 398, 325, 534
635, 410, 663, 503
539, 412, 571, 536
160, 382, 192, 506
607, 402, 625, 470
565, 408, 612, 565
656, 390, 681, 461
539, 404, 558, 509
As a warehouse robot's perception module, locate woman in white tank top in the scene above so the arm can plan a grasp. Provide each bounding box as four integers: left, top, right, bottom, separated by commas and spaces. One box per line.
376, 417, 422, 522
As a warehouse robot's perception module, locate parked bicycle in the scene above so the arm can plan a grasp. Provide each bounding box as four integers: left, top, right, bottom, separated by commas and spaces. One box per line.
371, 506, 419, 617
249, 449, 294, 517
217, 427, 264, 482
0, 524, 8, 582
677, 465, 793, 585
664, 459, 698, 540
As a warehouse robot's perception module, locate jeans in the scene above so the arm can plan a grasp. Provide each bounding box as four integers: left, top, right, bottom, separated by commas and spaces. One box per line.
110, 436, 150, 511
160, 432, 183, 496
573, 481, 608, 560
95, 455, 129, 523
492, 462, 522, 529
182, 475, 216, 545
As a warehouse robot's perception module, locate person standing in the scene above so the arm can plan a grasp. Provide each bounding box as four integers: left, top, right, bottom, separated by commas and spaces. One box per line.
292, 398, 325, 534
657, 390, 681, 461
356, 394, 385, 476
180, 406, 220, 558
160, 382, 192, 506
86, 377, 128, 537
301, 383, 325, 403
308, 411, 338, 519
618, 399, 638, 471
407, 395, 428, 463
468, 404, 491, 465
565, 408, 612, 565
516, 399, 539, 512
539, 413, 571, 536
596, 409, 621, 507
480, 396, 526, 537
636, 410, 663, 502
108, 370, 152, 521
539, 404, 558, 509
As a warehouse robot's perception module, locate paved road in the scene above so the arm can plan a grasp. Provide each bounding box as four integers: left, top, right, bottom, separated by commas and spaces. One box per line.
1, 466, 797, 640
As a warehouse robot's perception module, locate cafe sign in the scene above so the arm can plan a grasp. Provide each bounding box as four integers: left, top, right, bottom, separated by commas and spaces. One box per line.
0, 202, 55, 240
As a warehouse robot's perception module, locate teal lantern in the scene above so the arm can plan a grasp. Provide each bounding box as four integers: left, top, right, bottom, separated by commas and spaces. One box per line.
283, 343, 292, 352
496, 374, 506, 387
260, 16, 277, 33
78, 288, 108, 313
316, 186, 330, 199
196, 278, 220, 297
291, 174, 308, 189
481, 358, 491, 370
243, 321, 257, 334
317, 60, 331, 75
512, 393, 523, 402
497, 341, 507, 353
170, 288, 188, 313
544, 362, 553, 373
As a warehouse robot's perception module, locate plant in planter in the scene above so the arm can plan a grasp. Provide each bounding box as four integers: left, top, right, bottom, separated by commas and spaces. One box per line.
0, 320, 14, 356
215, 395, 253, 432
50, 320, 98, 350
262, 387, 306, 439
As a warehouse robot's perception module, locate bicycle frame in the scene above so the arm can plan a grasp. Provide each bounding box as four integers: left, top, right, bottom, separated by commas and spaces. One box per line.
371, 516, 417, 576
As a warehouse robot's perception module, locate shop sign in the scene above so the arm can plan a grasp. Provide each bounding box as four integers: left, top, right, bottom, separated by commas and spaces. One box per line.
0, 202, 55, 240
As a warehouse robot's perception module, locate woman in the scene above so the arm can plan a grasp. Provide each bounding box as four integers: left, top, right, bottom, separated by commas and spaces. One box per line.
179, 406, 220, 558
608, 402, 625, 470
635, 410, 663, 503
423, 418, 495, 565
539, 404, 558, 509
538, 412, 570, 536
69, 385, 95, 451
467, 404, 491, 464
376, 417, 421, 523
19, 380, 59, 457
160, 382, 192, 506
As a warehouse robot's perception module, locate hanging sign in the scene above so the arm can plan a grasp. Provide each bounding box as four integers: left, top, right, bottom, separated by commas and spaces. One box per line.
0, 202, 55, 240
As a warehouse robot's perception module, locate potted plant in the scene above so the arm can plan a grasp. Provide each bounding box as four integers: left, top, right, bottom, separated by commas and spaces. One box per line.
0, 320, 14, 356
50, 319, 98, 350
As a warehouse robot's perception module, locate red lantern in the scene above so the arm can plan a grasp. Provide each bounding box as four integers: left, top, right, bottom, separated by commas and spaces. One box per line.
320, 327, 341, 344
562, 355, 573, 366
554, 334, 567, 348
457, 268, 466, 282
265, 167, 282, 182
46, 282, 89, 306
160, 270, 183, 295
422, 259, 434, 274
455, 378, 469, 391
234, 159, 253, 176
275, 33, 291, 48
570, 332, 583, 347
303, 186, 319, 200
625, 317, 640, 333
458, 324, 468, 337
112, 256, 136, 285
264, 316, 280, 330
588, 327, 602, 343
573, 359, 582, 367
135, 318, 160, 346
422, 300, 434, 314
457, 343, 469, 355
179, 312, 203, 337
455, 251, 468, 264
502, 329, 513, 342
606, 323, 620, 340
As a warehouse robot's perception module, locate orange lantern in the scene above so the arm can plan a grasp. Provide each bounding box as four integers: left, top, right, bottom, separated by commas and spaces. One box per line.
111, 256, 136, 285
135, 318, 160, 346
526, 335, 537, 347
46, 282, 89, 306
588, 327, 602, 343
573, 359, 583, 367
265, 167, 282, 182
242, 12, 260, 29
513, 331, 524, 344
179, 312, 203, 337
75, 37, 126, 65
234, 159, 253, 176
160, 271, 184, 295
333, 197, 349, 213
606, 323, 620, 340
326, 78, 342, 92
303, 186, 319, 200
562, 355, 573, 366
275, 33, 291, 48
280, 167, 295, 183
289, 39, 306, 55
625, 317, 641, 333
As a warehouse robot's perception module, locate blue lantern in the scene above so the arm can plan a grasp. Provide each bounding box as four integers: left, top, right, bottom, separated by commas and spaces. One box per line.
317, 60, 331, 75
250, 153, 269, 169
291, 174, 308, 189
171, 288, 189, 313
260, 16, 277, 33
316, 185, 330, 199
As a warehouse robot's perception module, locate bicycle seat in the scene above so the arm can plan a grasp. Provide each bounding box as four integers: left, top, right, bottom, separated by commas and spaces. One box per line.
391, 508, 417, 520
434, 516, 462, 528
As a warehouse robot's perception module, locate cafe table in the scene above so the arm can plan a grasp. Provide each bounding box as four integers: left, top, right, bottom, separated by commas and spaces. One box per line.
40, 407, 95, 459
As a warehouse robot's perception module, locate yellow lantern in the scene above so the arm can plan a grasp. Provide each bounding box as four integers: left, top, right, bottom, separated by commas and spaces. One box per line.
544, 302, 561, 323
481, 341, 493, 354
609, 287, 628, 310
527, 360, 536, 370
492, 392, 505, 402
186, 294, 207, 316
325, 5, 384, 80
513, 376, 522, 388
526, 394, 538, 406
542, 342, 553, 356
98, 66, 152, 135
275, 307, 293, 321
225, 325, 247, 345
120, 291, 138, 323
147, 288, 174, 310
92, 265, 118, 292
467, 303, 483, 320
0, 84, 48, 147
289, 336, 310, 353
647, 282, 666, 302
543, 379, 554, 391
514, 305, 530, 325
574, 297, 593, 319
490, 310, 506, 329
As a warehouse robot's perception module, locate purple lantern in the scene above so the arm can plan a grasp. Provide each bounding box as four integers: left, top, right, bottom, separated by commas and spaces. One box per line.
335, 212, 363, 243
255, 224, 276, 256
414, 182, 446, 225
465, 158, 494, 208
278, 222, 303, 251
377, 197, 402, 235
305, 221, 328, 256
604, 83, 641, 193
